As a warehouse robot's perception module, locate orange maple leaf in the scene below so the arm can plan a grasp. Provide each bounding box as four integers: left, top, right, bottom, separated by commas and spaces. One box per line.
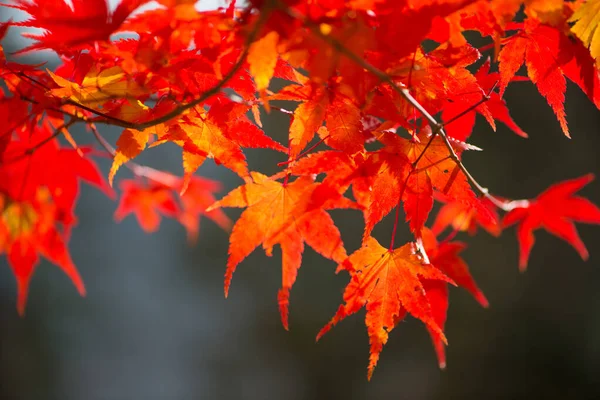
282, 84, 368, 158
248, 31, 280, 92
208, 172, 353, 329
109, 128, 154, 186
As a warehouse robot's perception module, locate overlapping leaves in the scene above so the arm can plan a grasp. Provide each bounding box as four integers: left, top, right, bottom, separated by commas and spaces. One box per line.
0, 0, 599, 382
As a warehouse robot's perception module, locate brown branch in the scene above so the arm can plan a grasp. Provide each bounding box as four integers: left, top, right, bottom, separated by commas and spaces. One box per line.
278, 2, 523, 212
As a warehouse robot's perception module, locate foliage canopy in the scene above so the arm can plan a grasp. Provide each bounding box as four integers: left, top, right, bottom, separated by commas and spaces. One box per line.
1, 0, 600, 378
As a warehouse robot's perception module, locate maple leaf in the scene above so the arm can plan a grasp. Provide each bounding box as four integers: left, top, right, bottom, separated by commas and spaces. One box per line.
442, 58, 527, 140
323, 93, 366, 154
503, 174, 600, 270
109, 128, 153, 186
1, 189, 85, 315
287, 85, 329, 158
317, 236, 454, 379
364, 129, 483, 239
178, 176, 231, 243
0, 125, 114, 314
48, 66, 146, 107
114, 175, 231, 240
498, 21, 566, 134
114, 179, 180, 233
287, 149, 375, 212
432, 193, 501, 237
0, 126, 114, 223
278, 82, 369, 157
208, 172, 352, 329
497, 20, 600, 137
145, 106, 278, 188
420, 228, 487, 367
248, 31, 280, 92
569, 0, 600, 68
6, 0, 149, 53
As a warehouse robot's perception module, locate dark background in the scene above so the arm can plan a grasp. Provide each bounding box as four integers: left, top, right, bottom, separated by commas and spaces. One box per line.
1, 2, 600, 399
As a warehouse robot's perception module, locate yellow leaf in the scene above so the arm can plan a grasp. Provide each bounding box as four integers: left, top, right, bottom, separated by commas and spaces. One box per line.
569, 0, 600, 67
48, 66, 146, 106
116, 100, 149, 122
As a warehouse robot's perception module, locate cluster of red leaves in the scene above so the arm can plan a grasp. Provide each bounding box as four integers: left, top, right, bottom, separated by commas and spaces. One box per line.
1, 0, 599, 378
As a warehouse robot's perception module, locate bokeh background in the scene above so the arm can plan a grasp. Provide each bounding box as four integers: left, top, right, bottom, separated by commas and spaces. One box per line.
1, 1, 600, 399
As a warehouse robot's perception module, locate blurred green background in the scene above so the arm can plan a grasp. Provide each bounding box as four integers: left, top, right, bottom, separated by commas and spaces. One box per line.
1, 1, 600, 399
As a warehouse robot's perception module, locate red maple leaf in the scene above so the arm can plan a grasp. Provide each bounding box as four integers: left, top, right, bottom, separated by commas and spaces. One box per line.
420, 228, 488, 368
114, 179, 180, 233
364, 129, 485, 239
503, 174, 600, 270
178, 176, 232, 243
1, 188, 85, 315
498, 20, 600, 138
6, 0, 149, 53
0, 125, 112, 314
317, 236, 454, 379
442, 58, 527, 140
432, 193, 501, 237
115, 175, 231, 241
